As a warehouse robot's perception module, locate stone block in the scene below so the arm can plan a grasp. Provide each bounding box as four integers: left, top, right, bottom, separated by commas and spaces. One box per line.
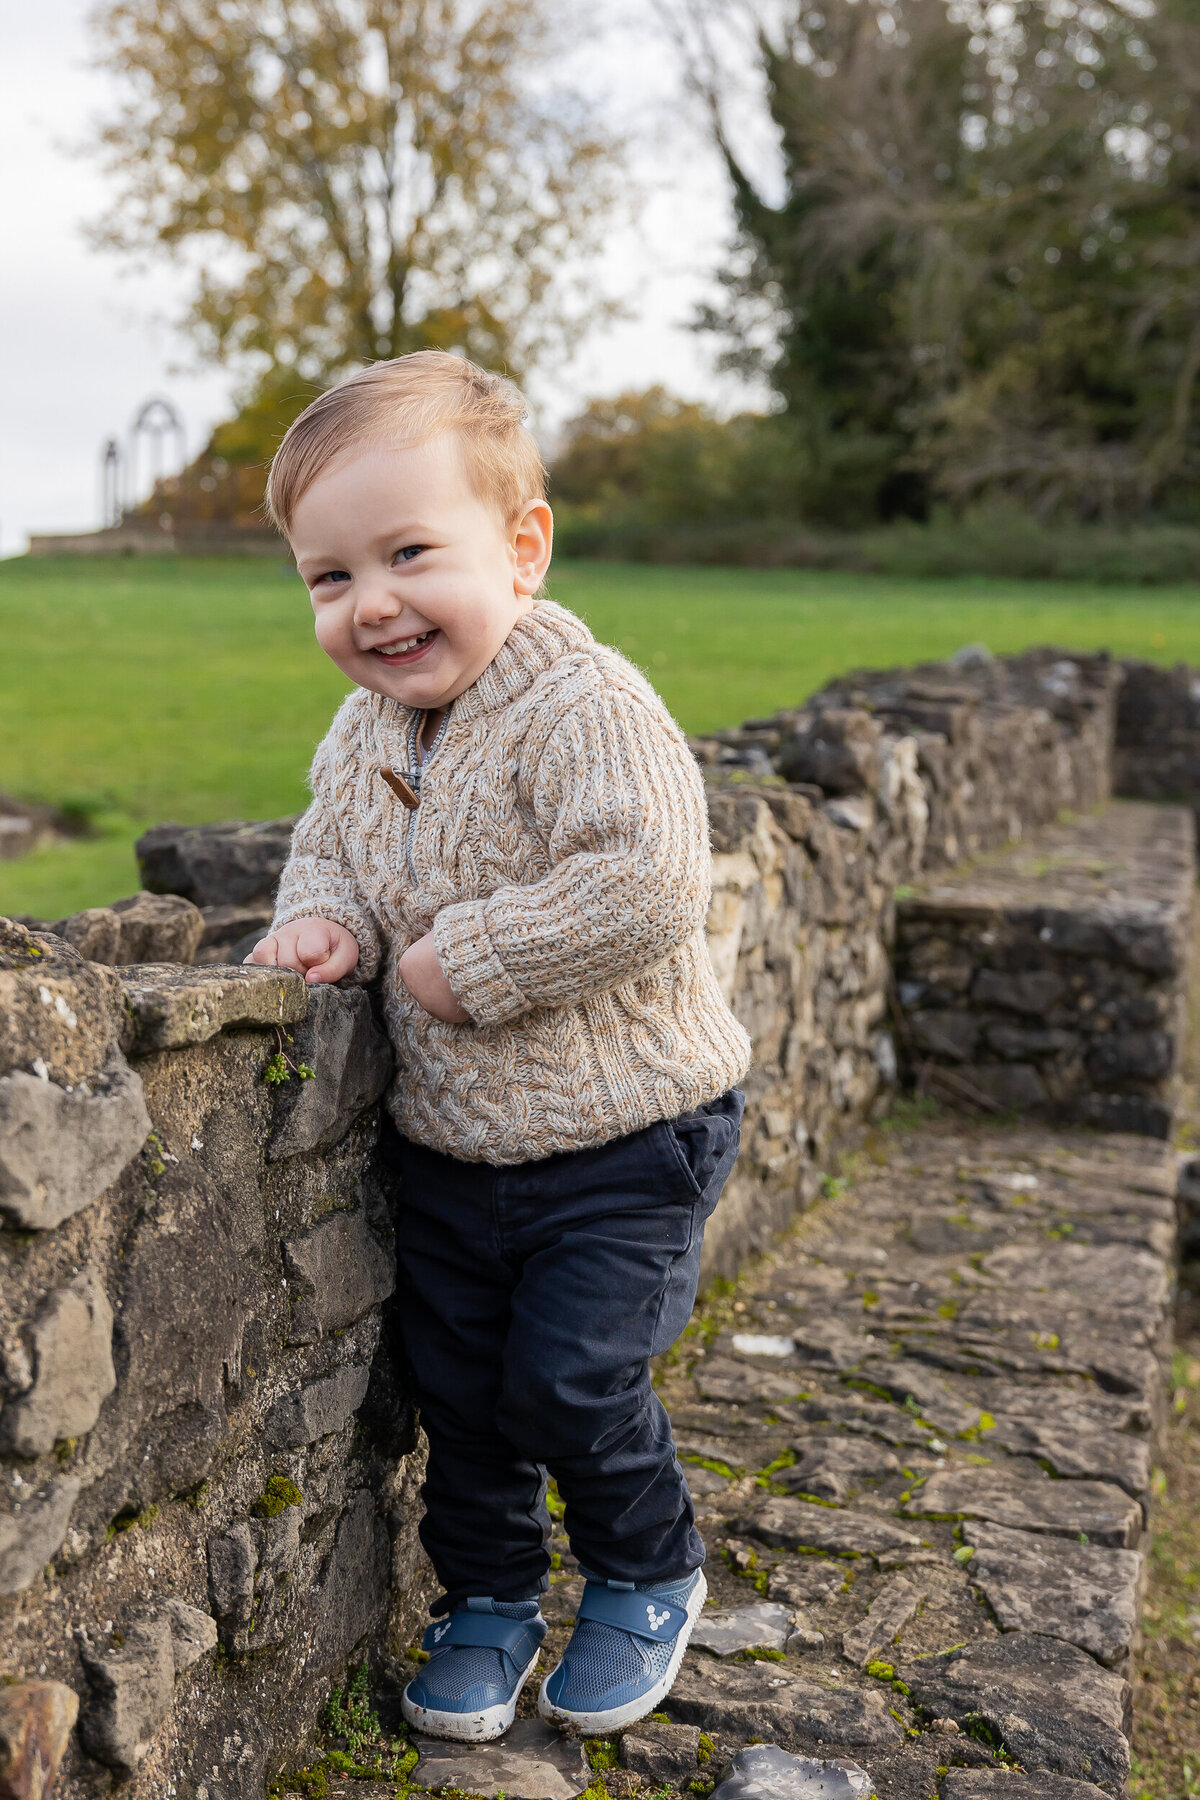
0, 1269, 116, 1454
690, 1602, 792, 1656
0, 1681, 79, 1800
667, 1657, 903, 1745
949, 1062, 1048, 1112
841, 1574, 922, 1666
110, 891, 205, 964
985, 1023, 1079, 1059
268, 986, 392, 1160
136, 816, 298, 907
907, 1010, 980, 1062
307, 1489, 390, 1677
974, 958, 1123, 1026
283, 1208, 395, 1345
731, 1496, 924, 1560
1086, 1029, 1174, 1085
0, 1478, 81, 1596
413, 1719, 590, 1800
904, 1469, 1142, 1547
939, 1771, 1112, 1799
265, 1362, 371, 1448
119, 962, 308, 1052
780, 710, 882, 796
777, 1436, 901, 1504
0, 1047, 149, 1229
78, 1616, 176, 1773
161, 1597, 219, 1673
208, 1520, 257, 1625
619, 1722, 703, 1780
963, 1521, 1139, 1666
0, 926, 126, 1087
710, 1745, 874, 1800
52, 906, 123, 965
899, 1632, 1130, 1790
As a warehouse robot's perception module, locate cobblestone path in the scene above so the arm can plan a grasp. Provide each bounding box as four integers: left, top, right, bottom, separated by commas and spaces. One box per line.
305, 1113, 1175, 1800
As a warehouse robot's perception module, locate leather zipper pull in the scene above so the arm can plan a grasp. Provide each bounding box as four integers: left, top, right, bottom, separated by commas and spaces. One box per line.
379, 767, 419, 808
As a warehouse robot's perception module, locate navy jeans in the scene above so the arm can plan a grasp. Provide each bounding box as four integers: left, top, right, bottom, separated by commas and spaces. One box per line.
382, 1088, 743, 1612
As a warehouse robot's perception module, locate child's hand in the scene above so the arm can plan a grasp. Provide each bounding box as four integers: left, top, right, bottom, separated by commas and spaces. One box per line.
398, 932, 471, 1022
245, 918, 360, 985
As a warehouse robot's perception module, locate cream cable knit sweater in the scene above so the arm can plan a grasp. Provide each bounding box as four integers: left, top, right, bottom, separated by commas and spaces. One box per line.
271, 599, 751, 1163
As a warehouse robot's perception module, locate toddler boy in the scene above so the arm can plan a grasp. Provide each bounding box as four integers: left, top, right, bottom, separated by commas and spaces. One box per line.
248, 352, 751, 1741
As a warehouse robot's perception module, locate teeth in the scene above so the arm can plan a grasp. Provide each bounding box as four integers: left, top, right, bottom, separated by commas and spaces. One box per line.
377, 632, 430, 654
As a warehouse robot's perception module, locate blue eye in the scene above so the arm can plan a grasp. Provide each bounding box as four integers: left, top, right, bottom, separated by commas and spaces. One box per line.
396, 545, 426, 563
314, 569, 350, 587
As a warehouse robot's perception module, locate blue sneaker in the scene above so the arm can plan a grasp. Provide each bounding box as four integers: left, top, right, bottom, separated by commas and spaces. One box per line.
538, 1569, 706, 1733
401, 1597, 547, 1741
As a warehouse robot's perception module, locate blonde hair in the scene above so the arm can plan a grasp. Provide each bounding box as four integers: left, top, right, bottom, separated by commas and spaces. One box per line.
265, 352, 547, 534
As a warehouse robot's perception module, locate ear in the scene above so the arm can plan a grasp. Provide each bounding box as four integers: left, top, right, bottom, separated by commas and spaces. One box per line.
510, 499, 554, 595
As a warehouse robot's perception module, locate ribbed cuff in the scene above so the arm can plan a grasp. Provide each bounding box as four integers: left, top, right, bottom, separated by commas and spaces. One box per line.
433, 901, 527, 1026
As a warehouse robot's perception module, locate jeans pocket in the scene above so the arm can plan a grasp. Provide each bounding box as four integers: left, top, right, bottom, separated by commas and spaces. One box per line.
663, 1089, 745, 1204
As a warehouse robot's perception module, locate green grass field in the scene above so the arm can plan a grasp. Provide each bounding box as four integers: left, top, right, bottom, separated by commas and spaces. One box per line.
3, 553, 1198, 919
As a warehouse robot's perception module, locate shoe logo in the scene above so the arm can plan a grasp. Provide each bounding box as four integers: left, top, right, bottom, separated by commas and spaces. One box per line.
646, 1604, 671, 1632
432, 1621, 451, 1643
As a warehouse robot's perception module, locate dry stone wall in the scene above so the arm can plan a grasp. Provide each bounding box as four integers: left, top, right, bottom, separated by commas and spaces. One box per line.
0, 925, 432, 1800
2, 640, 1197, 1796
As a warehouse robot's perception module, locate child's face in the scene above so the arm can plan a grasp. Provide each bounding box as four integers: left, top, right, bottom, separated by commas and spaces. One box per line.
290, 433, 552, 711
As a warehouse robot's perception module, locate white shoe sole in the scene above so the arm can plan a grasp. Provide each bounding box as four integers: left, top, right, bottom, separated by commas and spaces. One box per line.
537, 1571, 707, 1734
401, 1648, 541, 1742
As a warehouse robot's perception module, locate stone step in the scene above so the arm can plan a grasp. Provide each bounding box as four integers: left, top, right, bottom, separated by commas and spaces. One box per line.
894, 800, 1195, 1136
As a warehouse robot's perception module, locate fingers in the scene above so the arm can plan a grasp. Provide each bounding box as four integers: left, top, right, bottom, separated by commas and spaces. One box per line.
244, 934, 280, 966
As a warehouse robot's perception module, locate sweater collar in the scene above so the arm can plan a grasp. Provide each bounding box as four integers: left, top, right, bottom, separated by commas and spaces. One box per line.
446, 598, 594, 723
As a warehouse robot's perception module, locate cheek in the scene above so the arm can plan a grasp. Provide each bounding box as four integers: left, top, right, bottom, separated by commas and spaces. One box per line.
313, 606, 355, 658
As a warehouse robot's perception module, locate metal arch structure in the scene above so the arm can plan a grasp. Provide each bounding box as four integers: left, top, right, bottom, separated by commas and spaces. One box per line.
99, 438, 124, 529
128, 397, 186, 506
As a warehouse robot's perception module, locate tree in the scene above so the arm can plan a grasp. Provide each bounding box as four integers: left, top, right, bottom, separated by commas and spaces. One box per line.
89, 0, 623, 404
667, 0, 1200, 522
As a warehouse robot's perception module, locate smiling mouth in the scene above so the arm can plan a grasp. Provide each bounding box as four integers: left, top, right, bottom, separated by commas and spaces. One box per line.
372, 629, 438, 664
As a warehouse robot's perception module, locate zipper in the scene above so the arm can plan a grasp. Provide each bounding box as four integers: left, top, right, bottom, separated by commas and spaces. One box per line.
404, 704, 453, 884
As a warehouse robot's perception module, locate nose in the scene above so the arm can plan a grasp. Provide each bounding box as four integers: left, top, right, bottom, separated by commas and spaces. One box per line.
353, 577, 402, 629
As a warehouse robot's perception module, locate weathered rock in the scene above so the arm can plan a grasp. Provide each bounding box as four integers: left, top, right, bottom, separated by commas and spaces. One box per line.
136, 816, 298, 908
983, 1413, 1150, 1497
780, 1436, 901, 1503
791, 1323, 881, 1371
78, 1616, 176, 1773
306, 1488, 391, 1677
963, 1521, 1140, 1666
841, 1575, 922, 1666
413, 1719, 590, 1800
690, 1602, 793, 1656
57, 892, 206, 966
710, 1744, 875, 1800
779, 710, 882, 797
0, 1047, 149, 1229
0, 927, 126, 1087
109, 891, 206, 964
283, 1209, 395, 1345
738, 1497, 925, 1560
0, 1478, 81, 1595
850, 1361, 981, 1436
980, 1241, 1170, 1316
267, 986, 392, 1160
667, 1657, 904, 1745
52, 906, 122, 965
208, 1520, 257, 1625
905, 1470, 1142, 1548
939, 1770, 1112, 1798
0, 1268, 116, 1454
619, 1721, 703, 1781
160, 1597, 220, 1673
768, 1561, 846, 1608
119, 962, 308, 1053
0, 1680, 79, 1800
265, 1362, 371, 1449
696, 1357, 810, 1404
899, 1632, 1131, 1789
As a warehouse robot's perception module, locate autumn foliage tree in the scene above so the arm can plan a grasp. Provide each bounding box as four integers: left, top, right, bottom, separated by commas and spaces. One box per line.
89, 0, 622, 456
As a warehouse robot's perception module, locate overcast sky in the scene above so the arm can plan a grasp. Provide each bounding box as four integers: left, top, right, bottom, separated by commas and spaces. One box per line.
0, 3, 754, 555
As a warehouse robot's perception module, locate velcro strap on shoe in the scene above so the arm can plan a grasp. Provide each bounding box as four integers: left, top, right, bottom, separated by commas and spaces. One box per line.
577, 1583, 689, 1643
420, 1612, 545, 1669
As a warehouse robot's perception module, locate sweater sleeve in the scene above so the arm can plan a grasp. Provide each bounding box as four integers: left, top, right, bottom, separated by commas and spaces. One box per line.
271, 729, 386, 982
432, 680, 711, 1025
